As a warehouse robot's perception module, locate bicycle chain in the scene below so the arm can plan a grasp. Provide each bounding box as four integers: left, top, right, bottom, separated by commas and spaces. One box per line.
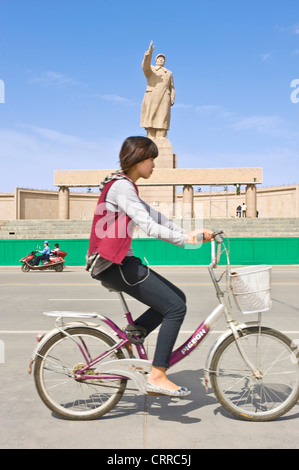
72, 363, 140, 391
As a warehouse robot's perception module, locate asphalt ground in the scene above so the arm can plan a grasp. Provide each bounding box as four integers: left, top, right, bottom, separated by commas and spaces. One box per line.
0, 265, 299, 450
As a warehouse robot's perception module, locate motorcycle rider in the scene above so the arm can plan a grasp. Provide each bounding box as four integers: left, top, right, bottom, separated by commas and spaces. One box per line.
51, 243, 60, 254
32, 241, 51, 266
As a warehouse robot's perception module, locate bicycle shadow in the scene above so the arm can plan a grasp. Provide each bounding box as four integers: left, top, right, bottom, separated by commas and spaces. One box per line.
99, 368, 220, 423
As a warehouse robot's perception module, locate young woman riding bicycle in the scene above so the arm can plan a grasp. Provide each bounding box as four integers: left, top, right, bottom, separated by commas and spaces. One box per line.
87, 136, 214, 397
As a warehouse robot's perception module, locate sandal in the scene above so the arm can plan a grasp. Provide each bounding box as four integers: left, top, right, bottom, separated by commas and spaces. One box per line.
145, 382, 191, 397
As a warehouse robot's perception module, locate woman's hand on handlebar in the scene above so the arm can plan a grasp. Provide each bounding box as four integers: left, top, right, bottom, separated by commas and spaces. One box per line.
185, 229, 214, 245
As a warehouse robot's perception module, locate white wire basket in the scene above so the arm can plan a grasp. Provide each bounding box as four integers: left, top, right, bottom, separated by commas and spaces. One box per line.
230, 265, 272, 314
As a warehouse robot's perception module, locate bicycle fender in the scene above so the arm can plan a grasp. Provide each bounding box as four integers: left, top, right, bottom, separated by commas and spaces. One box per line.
28, 323, 130, 374
204, 321, 260, 384
28, 326, 62, 371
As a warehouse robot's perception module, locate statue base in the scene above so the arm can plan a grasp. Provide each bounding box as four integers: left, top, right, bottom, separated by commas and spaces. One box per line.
152, 137, 177, 169
138, 136, 177, 217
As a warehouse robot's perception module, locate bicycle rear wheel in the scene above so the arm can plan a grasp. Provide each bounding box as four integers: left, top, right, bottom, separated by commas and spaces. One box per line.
210, 326, 299, 421
34, 327, 127, 420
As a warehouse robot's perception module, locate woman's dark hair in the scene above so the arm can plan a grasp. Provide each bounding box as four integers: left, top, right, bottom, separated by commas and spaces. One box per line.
119, 136, 158, 172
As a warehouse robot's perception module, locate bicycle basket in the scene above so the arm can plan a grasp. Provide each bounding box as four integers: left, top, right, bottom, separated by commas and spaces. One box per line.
230, 265, 272, 314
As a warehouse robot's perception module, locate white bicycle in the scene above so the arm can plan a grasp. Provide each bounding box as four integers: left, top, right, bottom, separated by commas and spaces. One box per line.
29, 231, 299, 421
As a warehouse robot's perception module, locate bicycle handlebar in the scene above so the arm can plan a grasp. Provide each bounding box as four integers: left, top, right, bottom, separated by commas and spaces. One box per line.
196, 230, 224, 267
212, 231, 223, 267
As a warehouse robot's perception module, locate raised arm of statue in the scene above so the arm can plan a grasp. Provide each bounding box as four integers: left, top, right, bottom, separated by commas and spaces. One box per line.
142, 41, 155, 77
147, 40, 155, 56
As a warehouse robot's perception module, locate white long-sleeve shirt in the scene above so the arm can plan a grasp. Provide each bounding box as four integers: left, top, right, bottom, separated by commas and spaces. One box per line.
92, 179, 187, 275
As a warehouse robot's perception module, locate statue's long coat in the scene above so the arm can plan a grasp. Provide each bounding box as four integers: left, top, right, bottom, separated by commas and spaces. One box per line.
140, 52, 175, 131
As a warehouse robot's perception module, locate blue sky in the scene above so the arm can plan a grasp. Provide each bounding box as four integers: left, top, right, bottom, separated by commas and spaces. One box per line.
0, 0, 298, 193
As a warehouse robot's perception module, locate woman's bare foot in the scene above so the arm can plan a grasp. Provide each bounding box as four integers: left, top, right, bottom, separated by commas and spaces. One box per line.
147, 366, 181, 391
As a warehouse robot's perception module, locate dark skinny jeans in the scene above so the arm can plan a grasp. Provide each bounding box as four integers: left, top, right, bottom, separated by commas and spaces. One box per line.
93, 256, 187, 369
32, 253, 48, 266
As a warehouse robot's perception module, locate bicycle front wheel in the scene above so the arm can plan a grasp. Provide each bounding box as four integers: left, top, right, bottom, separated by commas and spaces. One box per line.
34, 327, 127, 420
210, 326, 299, 421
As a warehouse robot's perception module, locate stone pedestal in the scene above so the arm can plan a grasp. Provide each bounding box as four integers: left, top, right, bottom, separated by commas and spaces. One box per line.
138, 137, 177, 217
153, 138, 177, 169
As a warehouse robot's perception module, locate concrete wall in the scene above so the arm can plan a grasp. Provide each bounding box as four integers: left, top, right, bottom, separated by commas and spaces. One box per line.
16, 188, 58, 219
180, 184, 299, 219
256, 185, 299, 218
0, 193, 15, 219
0, 188, 99, 220
69, 193, 98, 219
0, 183, 298, 220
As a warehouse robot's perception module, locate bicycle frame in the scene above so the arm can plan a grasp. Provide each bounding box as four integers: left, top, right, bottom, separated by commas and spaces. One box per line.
44, 294, 226, 386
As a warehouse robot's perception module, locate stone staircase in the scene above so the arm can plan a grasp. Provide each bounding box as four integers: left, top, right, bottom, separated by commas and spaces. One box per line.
180, 218, 299, 238
0, 218, 298, 239
0, 219, 93, 239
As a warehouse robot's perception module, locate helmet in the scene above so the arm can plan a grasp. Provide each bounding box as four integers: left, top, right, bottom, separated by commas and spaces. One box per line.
44, 240, 49, 244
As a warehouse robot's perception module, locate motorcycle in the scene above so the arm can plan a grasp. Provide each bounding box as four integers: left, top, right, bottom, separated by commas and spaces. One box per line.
20, 249, 67, 272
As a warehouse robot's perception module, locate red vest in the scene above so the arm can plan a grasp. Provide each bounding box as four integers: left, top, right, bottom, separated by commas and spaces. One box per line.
88, 177, 139, 264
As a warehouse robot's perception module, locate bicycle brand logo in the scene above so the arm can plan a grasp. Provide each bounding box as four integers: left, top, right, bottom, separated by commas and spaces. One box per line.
0, 79, 5, 104
181, 328, 207, 355
290, 79, 299, 103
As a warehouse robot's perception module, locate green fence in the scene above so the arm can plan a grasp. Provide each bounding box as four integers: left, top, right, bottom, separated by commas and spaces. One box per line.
0, 238, 299, 266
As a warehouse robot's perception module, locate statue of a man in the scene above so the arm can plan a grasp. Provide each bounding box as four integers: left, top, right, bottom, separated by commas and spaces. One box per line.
140, 41, 175, 139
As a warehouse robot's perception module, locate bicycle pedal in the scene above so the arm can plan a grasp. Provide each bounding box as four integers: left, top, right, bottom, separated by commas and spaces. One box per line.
125, 324, 147, 345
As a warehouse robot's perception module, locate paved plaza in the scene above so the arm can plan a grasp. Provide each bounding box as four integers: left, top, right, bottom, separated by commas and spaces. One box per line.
0, 265, 298, 449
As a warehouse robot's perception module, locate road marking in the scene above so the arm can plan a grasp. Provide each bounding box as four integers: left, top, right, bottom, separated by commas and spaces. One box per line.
0, 331, 42, 334
272, 282, 299, 285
